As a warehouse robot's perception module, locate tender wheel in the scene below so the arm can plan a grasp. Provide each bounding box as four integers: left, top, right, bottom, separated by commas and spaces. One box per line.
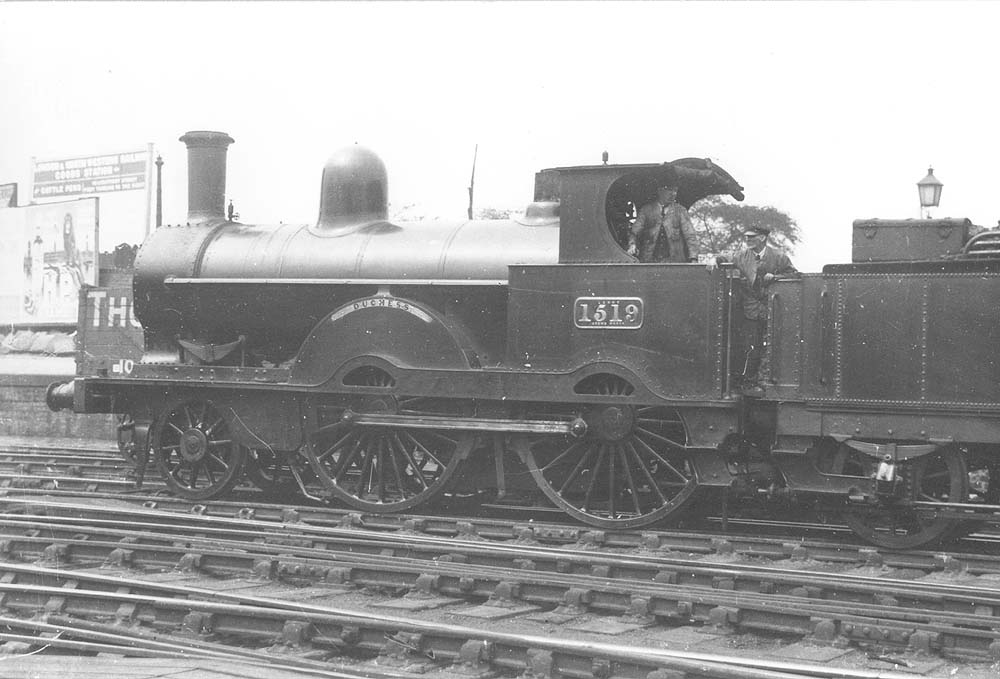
304, 396, 474, 512
152, 399, 247, 500
515, 402, 699, 529
833, 445, 968, 549
959, 448, 1000, 540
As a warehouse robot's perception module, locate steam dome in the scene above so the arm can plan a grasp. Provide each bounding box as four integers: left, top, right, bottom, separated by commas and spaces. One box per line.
316, 145, 388, 231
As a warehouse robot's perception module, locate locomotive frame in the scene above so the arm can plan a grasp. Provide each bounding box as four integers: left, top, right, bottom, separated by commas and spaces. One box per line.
48, 130, 1000, 549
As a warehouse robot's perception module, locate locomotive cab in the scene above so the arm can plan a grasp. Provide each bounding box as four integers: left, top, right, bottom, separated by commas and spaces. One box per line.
533, 158, 744, 264
508, 158, 747, 404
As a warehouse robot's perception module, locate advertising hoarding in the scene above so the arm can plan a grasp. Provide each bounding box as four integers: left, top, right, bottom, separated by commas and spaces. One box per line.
33, 150, 148, 200
0, 198, 99, 325
0, 183, 16, 208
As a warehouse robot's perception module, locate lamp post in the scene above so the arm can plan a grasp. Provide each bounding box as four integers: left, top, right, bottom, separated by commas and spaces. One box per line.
917, 167, 943, 219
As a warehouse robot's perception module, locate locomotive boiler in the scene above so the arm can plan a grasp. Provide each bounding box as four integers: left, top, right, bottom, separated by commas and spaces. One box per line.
49, 130, 1000, 549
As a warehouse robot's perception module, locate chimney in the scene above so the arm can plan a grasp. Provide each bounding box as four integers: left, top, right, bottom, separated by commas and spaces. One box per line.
179, 130, 235, 223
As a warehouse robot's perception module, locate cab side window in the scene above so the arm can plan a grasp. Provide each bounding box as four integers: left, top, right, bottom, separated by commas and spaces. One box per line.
605, 173, 648, 255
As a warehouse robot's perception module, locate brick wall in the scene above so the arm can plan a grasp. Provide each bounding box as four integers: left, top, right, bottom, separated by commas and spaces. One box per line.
0, 374, 116, 440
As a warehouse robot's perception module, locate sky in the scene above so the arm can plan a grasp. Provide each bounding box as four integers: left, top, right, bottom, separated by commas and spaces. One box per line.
1, 1, 999, 271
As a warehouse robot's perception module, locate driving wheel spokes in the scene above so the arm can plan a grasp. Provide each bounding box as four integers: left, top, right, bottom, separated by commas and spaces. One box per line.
152, 399, 247, 500
835, 445, 968, 549
517, 403, 698, 529
304, 396, 473, 512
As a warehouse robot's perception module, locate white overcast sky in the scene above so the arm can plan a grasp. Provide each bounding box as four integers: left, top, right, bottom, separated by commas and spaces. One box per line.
1, 1, 998, 270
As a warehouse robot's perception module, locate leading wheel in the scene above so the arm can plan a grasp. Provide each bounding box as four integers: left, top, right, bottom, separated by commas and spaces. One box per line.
833, 445, 967, 549
304, 395, 474, 512
152, 399, 247, 500
514, 402, 699, 529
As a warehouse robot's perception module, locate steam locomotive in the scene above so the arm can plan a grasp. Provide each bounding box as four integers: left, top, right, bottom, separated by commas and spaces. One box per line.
48, 130, 1000, 549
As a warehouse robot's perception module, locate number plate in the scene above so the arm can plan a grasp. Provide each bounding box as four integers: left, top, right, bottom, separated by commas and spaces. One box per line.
574, 297, 643, 329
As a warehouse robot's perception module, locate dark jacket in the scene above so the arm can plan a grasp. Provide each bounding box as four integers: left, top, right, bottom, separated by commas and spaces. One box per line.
733, 245, 798, 319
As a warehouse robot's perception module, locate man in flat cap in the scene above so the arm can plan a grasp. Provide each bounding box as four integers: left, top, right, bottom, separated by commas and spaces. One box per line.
732, 224, 798, 397
626, 176, 700, 263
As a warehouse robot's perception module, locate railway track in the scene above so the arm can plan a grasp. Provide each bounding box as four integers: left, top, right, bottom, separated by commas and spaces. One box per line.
2, 559, 946, 679
0, 442, 997, 542
1, 441, 999, 676
3, 440, 1000, 543
4, 493, 1000, 574
0, 495, 998, 672
3, 478, 999, 573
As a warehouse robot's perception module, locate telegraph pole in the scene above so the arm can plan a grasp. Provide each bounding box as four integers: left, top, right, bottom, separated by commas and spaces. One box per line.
467, 144, 478, 220
155, 154, 164, 228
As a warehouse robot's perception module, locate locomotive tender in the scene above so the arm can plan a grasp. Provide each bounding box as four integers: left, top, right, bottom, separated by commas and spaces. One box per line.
49, 130, 1000, 549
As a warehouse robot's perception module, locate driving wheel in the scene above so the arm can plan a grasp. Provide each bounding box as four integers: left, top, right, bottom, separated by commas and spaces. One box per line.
515, 402, 699, 529
304, 395, 474, 512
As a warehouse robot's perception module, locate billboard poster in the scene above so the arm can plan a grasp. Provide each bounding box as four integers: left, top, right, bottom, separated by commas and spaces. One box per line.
0, 198, 99, 325
33, 150, 148, 200
0, 183, 15, 208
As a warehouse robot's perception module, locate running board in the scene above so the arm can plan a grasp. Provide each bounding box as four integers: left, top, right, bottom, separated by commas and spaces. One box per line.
342, 410, 587, 437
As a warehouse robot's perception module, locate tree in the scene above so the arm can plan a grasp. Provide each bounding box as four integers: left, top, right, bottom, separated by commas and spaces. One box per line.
688, 195, 801, 257
474, 207, 514, 220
